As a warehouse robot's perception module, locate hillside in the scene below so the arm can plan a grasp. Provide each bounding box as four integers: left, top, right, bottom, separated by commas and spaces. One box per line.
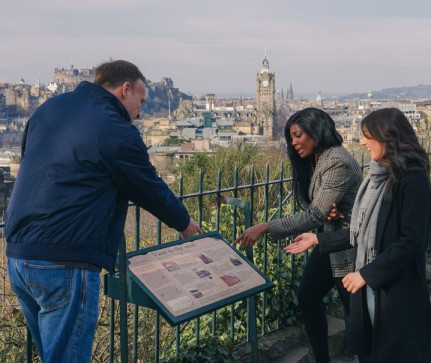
141, 78, 192, 117
339, 84, 431, 101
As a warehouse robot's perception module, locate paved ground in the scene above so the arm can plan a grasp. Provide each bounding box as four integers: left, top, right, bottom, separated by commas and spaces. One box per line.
276, 351, 360, 363
331, 353, 359, 362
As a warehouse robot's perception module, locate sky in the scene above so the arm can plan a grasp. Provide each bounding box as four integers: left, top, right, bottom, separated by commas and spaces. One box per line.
1, 0, 431, 97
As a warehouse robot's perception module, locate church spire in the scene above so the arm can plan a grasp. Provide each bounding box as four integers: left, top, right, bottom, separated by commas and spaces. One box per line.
261, 50, 269, 73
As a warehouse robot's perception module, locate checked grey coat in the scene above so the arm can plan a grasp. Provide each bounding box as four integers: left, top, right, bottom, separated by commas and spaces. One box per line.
268, 146, 362, 277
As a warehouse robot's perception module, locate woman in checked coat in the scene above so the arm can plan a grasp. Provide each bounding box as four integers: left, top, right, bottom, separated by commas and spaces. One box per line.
234, 107, 363, 363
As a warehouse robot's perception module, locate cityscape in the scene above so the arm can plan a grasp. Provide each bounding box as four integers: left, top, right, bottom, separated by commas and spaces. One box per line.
1, 54, 431, 216
2, 1, 431, 361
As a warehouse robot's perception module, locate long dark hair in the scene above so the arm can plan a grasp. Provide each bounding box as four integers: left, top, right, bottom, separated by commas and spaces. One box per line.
285, 108, 343, 205
361, 108, 429, 199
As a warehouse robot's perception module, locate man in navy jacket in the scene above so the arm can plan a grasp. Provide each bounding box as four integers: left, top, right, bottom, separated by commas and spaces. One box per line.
5, 60, 202, 363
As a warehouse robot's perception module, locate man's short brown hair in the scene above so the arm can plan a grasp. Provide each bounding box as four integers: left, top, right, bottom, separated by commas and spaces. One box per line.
94, 60, 146, 89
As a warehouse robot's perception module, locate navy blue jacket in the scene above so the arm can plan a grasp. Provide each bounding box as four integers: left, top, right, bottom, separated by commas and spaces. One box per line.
5, 81, 190, 272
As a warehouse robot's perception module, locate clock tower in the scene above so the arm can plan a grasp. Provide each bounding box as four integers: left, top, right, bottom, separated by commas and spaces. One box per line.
256, 55, 276, 139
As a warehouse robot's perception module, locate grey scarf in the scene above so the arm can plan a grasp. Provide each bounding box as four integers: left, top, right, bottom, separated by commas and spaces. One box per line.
350, 161, 390, 270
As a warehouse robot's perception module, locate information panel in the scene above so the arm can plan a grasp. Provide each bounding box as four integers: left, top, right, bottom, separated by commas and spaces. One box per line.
126, 232, 274, 325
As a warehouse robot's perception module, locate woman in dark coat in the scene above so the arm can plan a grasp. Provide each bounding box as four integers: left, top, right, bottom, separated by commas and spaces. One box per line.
287, 108, 431, 362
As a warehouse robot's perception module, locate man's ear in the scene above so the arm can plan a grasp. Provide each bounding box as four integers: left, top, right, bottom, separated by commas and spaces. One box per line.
120, 82, 131, 100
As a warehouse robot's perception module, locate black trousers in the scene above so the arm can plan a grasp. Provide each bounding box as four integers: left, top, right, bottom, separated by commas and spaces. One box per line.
297, 245, 350, 363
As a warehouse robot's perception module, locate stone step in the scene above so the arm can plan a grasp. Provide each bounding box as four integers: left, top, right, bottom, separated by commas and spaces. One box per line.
275, 345, 309, 363
277, 315, 348, 363
331, 353, 359, 362
426, 262, 431, 282
276, 350, 359, 363
234, 315, 348, 363
327, 315, 347, 358
234, 325, 306, 363
232, 314, 366, 362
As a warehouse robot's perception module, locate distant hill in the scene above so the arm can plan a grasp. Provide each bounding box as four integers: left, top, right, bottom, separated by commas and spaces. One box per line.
339, 84, 431, 101
141, 78, 192, 117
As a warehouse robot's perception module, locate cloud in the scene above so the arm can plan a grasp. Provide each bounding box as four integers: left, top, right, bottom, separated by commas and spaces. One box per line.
1, 0, 430, 93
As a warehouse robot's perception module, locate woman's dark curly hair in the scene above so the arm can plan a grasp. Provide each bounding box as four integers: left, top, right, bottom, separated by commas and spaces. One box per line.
285, 107, 343, 205
361, 107, 429, 199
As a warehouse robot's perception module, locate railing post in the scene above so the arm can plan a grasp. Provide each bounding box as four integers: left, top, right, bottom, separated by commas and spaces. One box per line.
220, 196, 258, 363
26, 327, 32, 363
133, 207, 140, 363
213, 169, 223, 336
195, 170, 204, 345
109, 298, 115, 363
277, 161, 284, 329
118, 234, 129, 363
231, 166, 238, 342
261, 163, 270, 334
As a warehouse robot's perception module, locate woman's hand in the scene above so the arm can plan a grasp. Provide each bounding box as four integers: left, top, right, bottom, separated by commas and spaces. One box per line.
284, 233, 318, 254
232, 223, 269, 247
342, 271, 366, 294
327, 203, 345, 222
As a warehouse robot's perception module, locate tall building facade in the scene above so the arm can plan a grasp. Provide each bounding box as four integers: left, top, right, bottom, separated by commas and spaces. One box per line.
256, 56, 276, 138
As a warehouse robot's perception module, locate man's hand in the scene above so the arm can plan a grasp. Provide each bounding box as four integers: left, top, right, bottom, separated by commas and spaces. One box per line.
342, 271, 366, 294
232, 223, 269, 247
327, 203, 345, 222
284, 233, 318, 254
179, 218, 203, 239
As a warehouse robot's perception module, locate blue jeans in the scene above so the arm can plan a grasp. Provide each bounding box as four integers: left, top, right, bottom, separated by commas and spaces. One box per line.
7, 258, 100, 363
